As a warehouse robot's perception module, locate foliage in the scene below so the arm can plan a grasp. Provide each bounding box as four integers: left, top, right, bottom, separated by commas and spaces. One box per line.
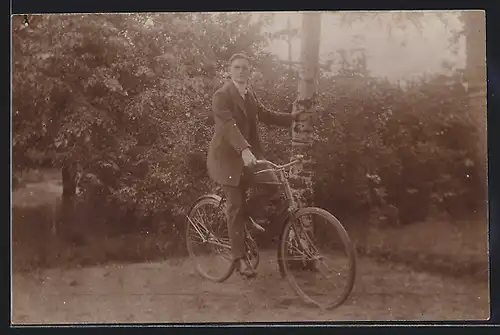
12, 13, 276, 237
312, 71, 486, 224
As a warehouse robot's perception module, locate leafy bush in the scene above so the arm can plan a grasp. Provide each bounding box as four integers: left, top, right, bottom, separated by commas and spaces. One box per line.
312, 72, 486, 225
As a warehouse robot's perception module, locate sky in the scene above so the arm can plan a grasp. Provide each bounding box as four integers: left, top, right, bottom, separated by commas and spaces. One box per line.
253, 11, 468, 83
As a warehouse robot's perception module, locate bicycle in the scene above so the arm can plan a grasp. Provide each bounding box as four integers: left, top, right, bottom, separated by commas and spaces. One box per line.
185, 155, 357, 310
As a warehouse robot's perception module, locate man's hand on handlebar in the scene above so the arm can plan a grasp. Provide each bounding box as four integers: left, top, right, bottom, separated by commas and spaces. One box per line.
242, 148, 305, 170
241, 148, 257, 167
252, 155, 305, 170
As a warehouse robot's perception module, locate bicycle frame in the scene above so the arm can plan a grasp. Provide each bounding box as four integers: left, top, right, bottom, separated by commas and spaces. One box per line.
252, 157, 302, 214
215, 156, 303, 216
187, 156, 306, 255
252, 157, 312, 242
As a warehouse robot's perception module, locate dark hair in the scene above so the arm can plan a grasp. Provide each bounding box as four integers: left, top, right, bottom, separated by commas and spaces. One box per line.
228, 53, 251, 66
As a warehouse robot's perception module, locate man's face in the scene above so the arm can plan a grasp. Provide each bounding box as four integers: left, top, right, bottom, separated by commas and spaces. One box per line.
230, 58, 251, 84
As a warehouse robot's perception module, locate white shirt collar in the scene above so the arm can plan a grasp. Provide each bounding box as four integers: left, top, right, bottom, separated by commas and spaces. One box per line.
232, 80, 248, 98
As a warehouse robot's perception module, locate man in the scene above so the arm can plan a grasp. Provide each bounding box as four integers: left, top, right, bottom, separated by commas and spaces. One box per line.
207, 53, 304, 278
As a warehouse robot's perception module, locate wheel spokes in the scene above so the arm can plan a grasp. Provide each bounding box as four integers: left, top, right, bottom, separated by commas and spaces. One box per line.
186, 198, 235, 282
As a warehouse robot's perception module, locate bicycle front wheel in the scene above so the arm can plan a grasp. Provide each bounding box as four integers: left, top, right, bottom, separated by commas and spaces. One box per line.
279, 207, 356, 310
186, 194, 235, 282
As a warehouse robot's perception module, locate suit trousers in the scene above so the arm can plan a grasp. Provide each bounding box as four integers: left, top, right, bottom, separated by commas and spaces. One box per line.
222, 164, 286, 260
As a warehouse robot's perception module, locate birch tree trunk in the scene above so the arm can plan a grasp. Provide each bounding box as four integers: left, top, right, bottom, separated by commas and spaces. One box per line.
290, 12, 322, 208
462, 10, 487, 201
463, 11, 486, 98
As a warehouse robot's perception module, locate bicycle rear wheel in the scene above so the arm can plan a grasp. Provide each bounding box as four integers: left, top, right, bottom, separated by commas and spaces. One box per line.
186, 195, 235, 282
279, 207, 356, 309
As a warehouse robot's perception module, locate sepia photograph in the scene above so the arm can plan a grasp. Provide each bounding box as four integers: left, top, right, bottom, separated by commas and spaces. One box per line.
11, 10, 488, 323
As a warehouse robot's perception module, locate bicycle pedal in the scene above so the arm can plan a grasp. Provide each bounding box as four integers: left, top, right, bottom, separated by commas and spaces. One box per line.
252, 221, 266, 232
249, 218, 266, 232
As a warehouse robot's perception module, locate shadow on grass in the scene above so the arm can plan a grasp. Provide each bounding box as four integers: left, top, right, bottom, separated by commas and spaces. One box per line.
12, 205, 188, 273
345, 217, 489, 282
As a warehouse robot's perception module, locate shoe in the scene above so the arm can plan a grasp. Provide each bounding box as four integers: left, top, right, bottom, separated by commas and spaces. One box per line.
234, 258, 257, 279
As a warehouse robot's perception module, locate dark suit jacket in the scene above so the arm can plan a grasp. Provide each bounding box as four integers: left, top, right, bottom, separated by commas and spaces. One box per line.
207, 80, 293, 187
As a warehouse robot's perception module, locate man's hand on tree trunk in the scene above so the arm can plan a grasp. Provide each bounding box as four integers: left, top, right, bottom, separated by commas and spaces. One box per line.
291, 95, 317, 120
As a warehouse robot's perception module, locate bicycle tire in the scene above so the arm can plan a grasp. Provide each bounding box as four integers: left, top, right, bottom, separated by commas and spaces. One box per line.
278, 206, 357, 310
185, 194, 236, 283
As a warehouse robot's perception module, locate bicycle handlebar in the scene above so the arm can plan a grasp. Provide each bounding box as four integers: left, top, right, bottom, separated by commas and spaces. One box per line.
252, 154, 305, 171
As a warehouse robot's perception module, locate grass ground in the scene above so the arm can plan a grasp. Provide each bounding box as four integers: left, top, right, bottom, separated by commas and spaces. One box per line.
11, 169, 489, 281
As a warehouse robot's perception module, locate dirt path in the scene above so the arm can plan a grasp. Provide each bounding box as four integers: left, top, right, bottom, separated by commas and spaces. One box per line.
12, 252, 489, 324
